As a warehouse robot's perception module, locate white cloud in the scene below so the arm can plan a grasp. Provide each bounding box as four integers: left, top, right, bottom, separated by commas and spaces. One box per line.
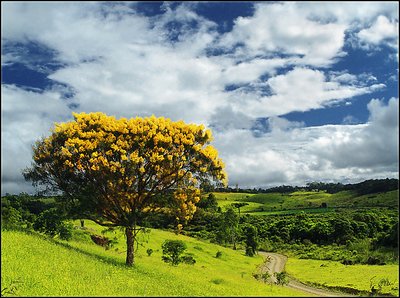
221, 57, 290, 85
229, 67, 385, 117
357, 15, 399, 49
218, 2, 347, 67
1, 85, 72, 194
297, 2, 398, 24
311, 97, 399, 170
213, 98, 398, 188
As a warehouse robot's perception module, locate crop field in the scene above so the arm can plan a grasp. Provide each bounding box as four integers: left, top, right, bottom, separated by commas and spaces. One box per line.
285, 258, 399, 296
1, 224, 308, 297
210, 190, 398, 215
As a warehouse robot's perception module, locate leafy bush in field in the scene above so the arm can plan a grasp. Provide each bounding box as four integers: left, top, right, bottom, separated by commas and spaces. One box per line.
33, 209, 73, 240
161, 239, 187, 266
1, 206, 25, 230
181, 255, 196, 265
253, 272, 272, 284
146, 248, 153, 256
274, 272, 289, 285
58, 222, 74, 241
242, 224, 258, 256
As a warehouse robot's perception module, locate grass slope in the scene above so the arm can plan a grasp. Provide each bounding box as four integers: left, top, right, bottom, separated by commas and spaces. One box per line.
286, 258, 399, 296
1, 225, 308, 297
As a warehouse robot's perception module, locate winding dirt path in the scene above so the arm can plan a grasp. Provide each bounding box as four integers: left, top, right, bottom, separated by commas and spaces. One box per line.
258, 252, 354, 297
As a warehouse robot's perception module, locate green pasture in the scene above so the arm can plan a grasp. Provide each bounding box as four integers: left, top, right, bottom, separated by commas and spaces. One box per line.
286, 258, 399, 296
328, 190, 399, 208
210, 189, 398, 215
1, 224, 308, 297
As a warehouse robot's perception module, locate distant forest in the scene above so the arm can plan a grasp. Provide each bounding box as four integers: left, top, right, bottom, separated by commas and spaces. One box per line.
215, 178, 399, 194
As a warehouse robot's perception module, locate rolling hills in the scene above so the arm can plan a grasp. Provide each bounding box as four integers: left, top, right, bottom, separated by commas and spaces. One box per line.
212, 189, 398, 215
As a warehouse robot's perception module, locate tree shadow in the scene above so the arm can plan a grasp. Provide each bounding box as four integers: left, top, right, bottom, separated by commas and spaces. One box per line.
46, 237, 129, 268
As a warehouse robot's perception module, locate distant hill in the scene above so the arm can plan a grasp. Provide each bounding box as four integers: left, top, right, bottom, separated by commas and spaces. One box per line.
215, 178, 399, 195
211, 178, 399, 215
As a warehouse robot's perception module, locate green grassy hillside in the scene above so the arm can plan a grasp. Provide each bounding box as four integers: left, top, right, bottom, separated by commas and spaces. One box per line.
212, 189, 398, 215
286, 258, 399, 296
1, 224, 308, 297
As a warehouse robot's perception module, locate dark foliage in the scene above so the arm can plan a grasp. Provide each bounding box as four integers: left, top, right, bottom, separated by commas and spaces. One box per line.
215, 178, 398, 195
161, 239, 187, 266
33, 208, 73, 240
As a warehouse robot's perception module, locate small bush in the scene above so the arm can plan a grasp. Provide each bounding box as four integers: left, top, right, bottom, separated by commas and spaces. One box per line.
58, 222, 73, 240
33, 208, 72, 240
161, 239, 187, 266
1, 206, 23, 230
366, 256, 385, 265
341, 259, 355, 265
147, 248, 153, 256
182, 255, 196, 265
253, 272, 272, 283
274, 271, 289, 285
215, 251, 222, 258
245, 246, 256, 257
211, 278, 224, 284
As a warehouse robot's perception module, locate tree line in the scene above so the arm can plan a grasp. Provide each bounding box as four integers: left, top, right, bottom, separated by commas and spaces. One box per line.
214, 178, 399, 194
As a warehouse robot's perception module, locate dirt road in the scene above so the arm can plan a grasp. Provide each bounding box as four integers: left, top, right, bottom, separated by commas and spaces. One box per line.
258, 251, 353, 297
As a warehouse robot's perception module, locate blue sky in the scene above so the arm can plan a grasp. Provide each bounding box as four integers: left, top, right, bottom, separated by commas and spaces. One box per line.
1, 1, 399, 195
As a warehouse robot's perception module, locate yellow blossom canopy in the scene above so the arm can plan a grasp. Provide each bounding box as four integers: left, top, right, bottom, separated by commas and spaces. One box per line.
25, 112, 227, 227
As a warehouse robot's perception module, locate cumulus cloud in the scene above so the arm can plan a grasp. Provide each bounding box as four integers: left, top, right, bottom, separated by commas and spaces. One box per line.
311, 97, 399, 170
217, 2, 347, 67
213, 98, 398, 188
357, 15, 399, 49
1, 85, 72, 194
229, 67, 385, 117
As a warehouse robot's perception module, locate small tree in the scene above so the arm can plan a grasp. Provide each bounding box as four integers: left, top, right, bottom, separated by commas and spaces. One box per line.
23, 112, 227, 266
161, 239, 187, 266
242, 224, 258, 257
197, 193, 218, 211
33, 208, 73, 240
274, 271, 289, 285
181, 255, 196, 265
216, 207, 239, 249
231, 202, 249, 218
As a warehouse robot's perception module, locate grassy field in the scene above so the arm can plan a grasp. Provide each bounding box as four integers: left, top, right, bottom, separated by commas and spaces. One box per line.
211, 190, 398, 215
285, 258, 399, 296
1, 224, 309, 297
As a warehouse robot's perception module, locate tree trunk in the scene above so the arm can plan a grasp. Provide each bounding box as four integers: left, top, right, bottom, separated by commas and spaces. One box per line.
125, 227, 134, 266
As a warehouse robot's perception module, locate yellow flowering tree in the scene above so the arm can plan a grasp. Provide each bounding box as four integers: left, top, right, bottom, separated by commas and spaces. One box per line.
23, 112, 227, 266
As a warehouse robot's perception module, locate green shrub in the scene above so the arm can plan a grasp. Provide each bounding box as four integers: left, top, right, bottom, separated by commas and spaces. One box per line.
147, 248, 153, 256
274, 271, 289, 285
182, 255, 196, 265
1, 206, 23, 230
33, 208, 72, 240
215, 251, 222, 258
211, 278, 224, 284
366, 256, 385, 265
161, 239, 187, 266
58, 222, 73, 240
